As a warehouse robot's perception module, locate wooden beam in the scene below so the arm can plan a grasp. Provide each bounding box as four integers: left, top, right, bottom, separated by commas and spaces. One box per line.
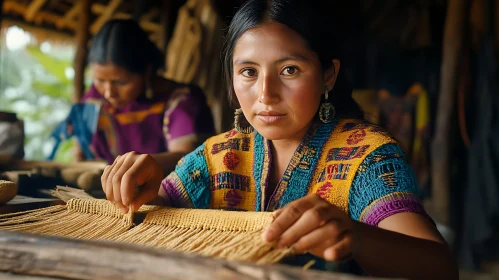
24, 0, 47, 22
430, 0, 468, 226
3, 1, 27, 15
91, 3, 161, 33
0, 230, 380, 280
90, 0, 122, 34
56, 1, 80, 29
3, 1, 72, 30
73, 0, 91, 102
139, 20, 161, 33
141, 8, 160, 22
91, 3, 129, 19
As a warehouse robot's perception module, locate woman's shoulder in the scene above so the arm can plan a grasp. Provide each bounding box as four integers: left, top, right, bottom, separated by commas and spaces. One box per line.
332, 118, 397, 146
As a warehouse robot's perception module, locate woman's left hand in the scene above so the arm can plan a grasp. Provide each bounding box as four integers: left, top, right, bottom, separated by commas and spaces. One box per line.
262, 193, 359, 262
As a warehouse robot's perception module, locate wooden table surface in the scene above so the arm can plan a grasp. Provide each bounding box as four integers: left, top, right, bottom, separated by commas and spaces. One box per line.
0, 230, 399, 280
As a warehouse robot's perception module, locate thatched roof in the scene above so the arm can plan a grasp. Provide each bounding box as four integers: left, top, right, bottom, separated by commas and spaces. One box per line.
2, 0, 164, 43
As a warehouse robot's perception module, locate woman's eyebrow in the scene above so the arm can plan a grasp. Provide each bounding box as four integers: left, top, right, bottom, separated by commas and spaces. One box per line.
233, 59, 259, 66
234, 55, 310, 66
275, 55, 310, 64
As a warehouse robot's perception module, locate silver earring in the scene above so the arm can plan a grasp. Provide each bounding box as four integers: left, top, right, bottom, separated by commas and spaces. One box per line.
319, 86, 335, 123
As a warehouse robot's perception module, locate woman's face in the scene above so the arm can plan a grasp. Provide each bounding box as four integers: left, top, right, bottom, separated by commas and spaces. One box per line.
232, 21, 337, 142
91, 63, 145, 108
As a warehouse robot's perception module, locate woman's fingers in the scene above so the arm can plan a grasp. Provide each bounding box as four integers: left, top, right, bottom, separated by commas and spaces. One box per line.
111, 154, 134, 209
263, 197, 313, 243
323, 233, 355, 262
120, 154, 159, 208
100, 152, 163, 214
102, 155, 121, 202
263, 194, 328, 243
277, 204, 334, 248
291, 220, 347, 253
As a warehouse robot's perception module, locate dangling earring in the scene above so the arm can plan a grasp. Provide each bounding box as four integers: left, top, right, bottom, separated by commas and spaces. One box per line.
319, 86, 336, 123
234, 108, 254, 134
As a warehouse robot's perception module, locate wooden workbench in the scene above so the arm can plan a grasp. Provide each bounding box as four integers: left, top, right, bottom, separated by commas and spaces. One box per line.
0, 230, 398, 280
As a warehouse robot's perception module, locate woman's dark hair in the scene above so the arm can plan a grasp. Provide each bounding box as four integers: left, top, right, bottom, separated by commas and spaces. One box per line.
222, 0, 363, 119
89, 19, 165, 74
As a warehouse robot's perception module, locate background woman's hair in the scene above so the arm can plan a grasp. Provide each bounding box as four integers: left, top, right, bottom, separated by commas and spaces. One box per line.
88, 19, 165, 74
222, 0, 363, 119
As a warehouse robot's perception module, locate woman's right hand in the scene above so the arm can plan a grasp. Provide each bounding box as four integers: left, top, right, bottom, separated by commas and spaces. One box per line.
101, 151, 164, 214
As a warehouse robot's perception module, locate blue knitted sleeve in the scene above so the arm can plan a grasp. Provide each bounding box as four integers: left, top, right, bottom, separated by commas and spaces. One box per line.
348, 144, 428, 226
160, 143, 211, 208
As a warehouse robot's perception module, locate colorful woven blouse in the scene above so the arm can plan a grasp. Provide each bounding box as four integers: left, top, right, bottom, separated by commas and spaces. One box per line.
161, 118, 427, 226
82, 83, 215, 163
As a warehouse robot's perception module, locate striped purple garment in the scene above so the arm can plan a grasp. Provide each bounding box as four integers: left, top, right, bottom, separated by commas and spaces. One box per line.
82, 83, 215, 163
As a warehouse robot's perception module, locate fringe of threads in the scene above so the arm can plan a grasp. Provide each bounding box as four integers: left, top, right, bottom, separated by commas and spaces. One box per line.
0, 199, 293, 264
0, 199, 133, 240
111, 207, 293, 264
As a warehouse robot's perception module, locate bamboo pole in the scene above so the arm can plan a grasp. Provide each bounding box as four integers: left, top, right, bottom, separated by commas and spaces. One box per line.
431, 0, 468, 226
73, 0, 91, 102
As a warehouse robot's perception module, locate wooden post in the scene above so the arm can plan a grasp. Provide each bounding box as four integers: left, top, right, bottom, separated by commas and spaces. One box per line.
73, 0, 91, 102
0, 0, 4, 27
430, 0, 468, 226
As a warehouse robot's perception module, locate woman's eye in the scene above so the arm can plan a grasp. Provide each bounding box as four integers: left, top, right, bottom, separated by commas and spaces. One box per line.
282, 66, 298, 76
241, 69, 256, 77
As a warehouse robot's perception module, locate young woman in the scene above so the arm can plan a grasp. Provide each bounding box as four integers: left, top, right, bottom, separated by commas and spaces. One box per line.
100, 2, 458, 279
69, 19, 215, 172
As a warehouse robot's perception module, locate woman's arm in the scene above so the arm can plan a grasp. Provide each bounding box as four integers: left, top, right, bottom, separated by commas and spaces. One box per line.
354, 212, 458, 280
262, 195, 458, 280
151, 139, 196, 174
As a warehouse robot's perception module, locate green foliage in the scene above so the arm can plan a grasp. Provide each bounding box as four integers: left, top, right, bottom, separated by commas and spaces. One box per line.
52, 137, 76, 163
26, 46, 72, 83
1, 36, 76, 161
32, 81, 72, 102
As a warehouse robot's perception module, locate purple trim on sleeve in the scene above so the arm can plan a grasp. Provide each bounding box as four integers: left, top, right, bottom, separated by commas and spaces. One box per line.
361, 193, 432, 226
161, 172, 194, 208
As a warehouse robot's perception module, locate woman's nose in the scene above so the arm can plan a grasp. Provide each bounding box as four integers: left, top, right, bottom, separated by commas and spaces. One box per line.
258, 74, 280, 105
103, 83, 116, 99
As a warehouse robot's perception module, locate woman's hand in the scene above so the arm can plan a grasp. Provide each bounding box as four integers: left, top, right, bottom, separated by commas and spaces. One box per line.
262, 194, 359, 262
101, 151, 164, 214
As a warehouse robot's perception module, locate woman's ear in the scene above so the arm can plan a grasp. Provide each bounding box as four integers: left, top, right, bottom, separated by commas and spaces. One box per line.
324, 59, 341, 90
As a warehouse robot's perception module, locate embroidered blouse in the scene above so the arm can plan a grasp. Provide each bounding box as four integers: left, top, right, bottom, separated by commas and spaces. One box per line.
161, 118, 427, 227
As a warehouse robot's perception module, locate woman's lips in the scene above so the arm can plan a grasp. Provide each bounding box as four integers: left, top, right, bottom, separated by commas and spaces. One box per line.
256, 111, 286, 123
